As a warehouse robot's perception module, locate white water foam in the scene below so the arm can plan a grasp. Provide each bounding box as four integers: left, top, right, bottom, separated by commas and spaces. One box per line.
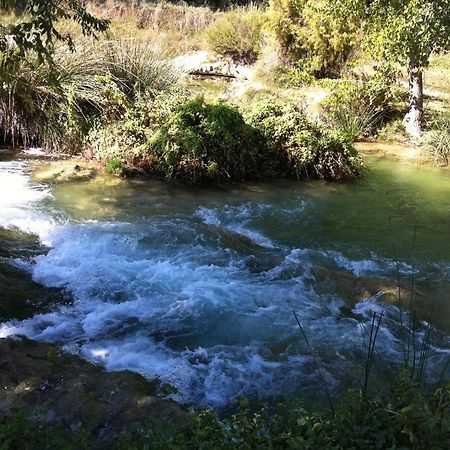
1, 159, 449, 407
195, 204, 277, 248
0, 160, 59, 242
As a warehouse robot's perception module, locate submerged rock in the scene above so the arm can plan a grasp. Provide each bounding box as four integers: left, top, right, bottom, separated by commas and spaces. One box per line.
0, 262, 64, 321
0, 228, 61, 321
33, 160, 98, 184
0, 228, 44, 259
0, 338, 185, 439
313, 267, 450, 332
206, 224, 261, 250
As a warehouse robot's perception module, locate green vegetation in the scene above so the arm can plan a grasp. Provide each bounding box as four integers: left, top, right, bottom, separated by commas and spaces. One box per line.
245, 95, 362, 180
320, 68, 407, 140
1, 373, 449, 449
90, 93, 361, 183
92, 95, 262, 183
0, 37, 176, 148
364, 0, 450, 136
421, 115, 450, 166
267, 0, 362, 78
0, 0, 109, 66
2, 0, 450, 170
204, 6, 266, 63
1, 3, 450, 449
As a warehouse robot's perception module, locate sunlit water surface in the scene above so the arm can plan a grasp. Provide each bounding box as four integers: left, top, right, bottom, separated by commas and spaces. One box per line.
1, 148, 449, 407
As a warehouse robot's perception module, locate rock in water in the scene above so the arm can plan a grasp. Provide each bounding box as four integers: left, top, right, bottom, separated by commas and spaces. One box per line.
0, 338, 185, 440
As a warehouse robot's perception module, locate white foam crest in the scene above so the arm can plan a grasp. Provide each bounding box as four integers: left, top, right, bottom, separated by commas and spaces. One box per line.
195, 204, 276, 248
309, 249, 412, 277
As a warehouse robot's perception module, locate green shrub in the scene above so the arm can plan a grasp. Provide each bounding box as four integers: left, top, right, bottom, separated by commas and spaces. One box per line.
421, 115, 450, 166
90, 95, 263, 184
267, 0, 362, 78
147, 96, 262, 183
204, 7, 267, 63
105, 157, 123, 174
268, 63, 316, 88
245, 95, 362, 180
321, 67, 408, 140
91, 93, 362, 184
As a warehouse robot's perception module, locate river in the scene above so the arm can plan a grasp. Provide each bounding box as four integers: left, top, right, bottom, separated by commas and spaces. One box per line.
0, 147, 449, 407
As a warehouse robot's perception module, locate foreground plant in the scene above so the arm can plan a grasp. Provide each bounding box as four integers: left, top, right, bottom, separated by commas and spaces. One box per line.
2, 376, 448, 449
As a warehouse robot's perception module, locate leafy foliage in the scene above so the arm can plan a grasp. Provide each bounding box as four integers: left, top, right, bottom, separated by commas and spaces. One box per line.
267, 0, 362, 77
91, 95, 263, 184
365, 0, 450, 135
366, 0, 450, 70
92, 93, 362, 183
1, 378, 449, 449
245, 95, 362, 180
0, 0, 109, 67
204, 7, 267, 63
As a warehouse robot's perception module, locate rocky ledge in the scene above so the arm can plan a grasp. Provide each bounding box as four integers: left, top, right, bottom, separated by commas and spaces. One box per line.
0, 338, 185, 441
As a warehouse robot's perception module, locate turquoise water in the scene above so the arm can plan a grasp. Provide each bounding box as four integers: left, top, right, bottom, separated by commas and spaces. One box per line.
1, 148, 449, 407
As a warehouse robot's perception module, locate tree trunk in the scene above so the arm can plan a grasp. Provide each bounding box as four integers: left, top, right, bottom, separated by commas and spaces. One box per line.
403, 64, 424, 138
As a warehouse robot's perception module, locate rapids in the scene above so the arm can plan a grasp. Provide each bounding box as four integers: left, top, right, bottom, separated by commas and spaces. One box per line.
1, 148, 449, 407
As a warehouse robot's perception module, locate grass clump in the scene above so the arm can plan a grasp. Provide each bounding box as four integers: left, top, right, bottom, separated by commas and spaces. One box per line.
421, 115, 450, 166
245, 95, 363, 180
204, 7, 267, 63
321, 68, 408, 141
0, 38, 177, 150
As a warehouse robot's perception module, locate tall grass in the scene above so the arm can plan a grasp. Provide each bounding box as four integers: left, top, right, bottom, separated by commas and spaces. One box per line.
88, 0, 215, 53
0, 37, 178, 149
323, 104, 381, 141
421, 115, 450, 166
0, 45, 107, 148
103, 37, 178, 98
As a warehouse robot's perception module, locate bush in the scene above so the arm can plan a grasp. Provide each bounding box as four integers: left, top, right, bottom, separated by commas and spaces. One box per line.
91, 93, 362, 184
91, 95, 263, 184
143, 96, 264, 182
245, 95, 362, 180
321, 67, 408, 140
267, 63, 316, 88
204, 7, 267, 63
421, 115, 450, 166
267, 0, 362, 78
